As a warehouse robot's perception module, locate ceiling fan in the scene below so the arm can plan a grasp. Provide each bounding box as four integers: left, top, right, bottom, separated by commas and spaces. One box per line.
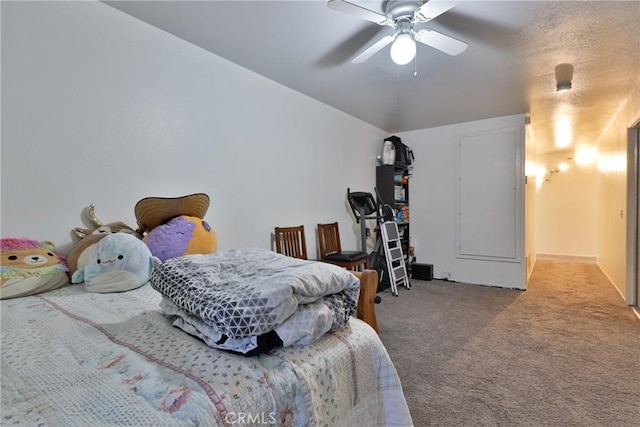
328, 0, 468, 65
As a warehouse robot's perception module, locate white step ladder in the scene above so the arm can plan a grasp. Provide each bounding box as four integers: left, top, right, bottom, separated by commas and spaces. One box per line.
380, 221, 410, 296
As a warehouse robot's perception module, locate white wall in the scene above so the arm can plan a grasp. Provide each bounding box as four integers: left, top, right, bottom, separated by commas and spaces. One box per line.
0, 1, 386, 259
398, 114, 526, 289
597, 80, 640, 297
536, 151, 598, 258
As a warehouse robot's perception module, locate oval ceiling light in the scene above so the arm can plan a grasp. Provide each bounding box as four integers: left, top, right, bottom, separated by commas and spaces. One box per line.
390, 34, 416, 65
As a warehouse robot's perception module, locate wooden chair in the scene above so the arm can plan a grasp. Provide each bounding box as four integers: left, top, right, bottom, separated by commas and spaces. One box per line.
274, 225, 307, 260
317, 222, 368, 271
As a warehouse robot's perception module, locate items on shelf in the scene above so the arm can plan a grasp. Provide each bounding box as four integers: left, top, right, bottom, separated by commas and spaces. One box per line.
376, 163, 412, 271
383, 135, 414, 170
395, 204, 409, 223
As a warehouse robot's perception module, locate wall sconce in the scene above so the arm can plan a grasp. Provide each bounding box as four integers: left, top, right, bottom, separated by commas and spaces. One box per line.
555, 63, 574, 92
544, 157, 572, 182
574, 146, 598, 165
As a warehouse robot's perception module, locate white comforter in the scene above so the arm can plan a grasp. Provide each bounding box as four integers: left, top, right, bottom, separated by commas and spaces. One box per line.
151, 248, 360, 354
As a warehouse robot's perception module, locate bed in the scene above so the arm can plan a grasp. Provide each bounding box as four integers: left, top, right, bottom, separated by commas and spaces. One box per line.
1, 248, 412, 426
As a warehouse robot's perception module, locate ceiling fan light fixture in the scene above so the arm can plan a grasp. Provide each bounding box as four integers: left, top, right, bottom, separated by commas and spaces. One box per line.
390, 34, 416, 65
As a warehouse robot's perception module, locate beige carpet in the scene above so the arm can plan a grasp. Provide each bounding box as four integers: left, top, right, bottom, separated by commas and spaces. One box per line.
376, 259, 640, 426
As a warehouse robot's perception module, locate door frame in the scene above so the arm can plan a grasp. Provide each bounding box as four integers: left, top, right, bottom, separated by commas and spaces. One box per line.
625, 121, 640, 306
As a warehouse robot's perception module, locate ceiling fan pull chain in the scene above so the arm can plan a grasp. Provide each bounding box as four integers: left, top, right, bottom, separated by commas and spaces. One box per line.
414, 49, 418, 77
396, 67, 401, 114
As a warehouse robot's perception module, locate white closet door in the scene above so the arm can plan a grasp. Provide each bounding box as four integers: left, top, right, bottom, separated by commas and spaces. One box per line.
456, 128, 522, 262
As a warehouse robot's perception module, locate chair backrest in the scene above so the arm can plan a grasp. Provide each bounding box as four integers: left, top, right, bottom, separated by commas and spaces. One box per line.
274, 225, 307, 260
317, 222, 342, 259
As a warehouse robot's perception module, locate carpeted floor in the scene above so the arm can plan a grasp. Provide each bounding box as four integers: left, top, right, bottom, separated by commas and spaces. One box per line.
375, 259, 640, 426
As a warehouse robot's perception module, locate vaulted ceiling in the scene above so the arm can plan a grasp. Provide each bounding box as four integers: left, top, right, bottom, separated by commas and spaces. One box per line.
105, 1, 640, 155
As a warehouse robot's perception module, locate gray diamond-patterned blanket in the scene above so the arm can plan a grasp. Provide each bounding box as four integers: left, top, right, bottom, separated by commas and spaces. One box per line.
150, 248, 359, 350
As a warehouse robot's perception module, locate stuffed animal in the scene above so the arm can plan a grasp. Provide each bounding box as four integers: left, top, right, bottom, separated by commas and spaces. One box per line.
134, 193, 217, 262
144, 215, 217, 262
0, 238, 70, 299
72, 233, 161, 293
67, 204, 139, 277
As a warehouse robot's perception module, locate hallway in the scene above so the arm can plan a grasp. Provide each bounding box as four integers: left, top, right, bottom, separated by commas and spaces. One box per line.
529, 257, 637, 320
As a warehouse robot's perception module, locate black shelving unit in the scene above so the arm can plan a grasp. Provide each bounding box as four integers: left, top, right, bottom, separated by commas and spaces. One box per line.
376, 165, 413, 271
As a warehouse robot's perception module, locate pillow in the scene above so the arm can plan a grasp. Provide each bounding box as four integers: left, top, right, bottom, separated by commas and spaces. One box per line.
72, 233, 161, 293
0, 238, 70, 299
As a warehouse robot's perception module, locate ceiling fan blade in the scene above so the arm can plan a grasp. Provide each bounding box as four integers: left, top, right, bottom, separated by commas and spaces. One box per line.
413, 0, 458, 23
327, 0, 394, 26
414, 28, 468, 56
351, 31, 396, 63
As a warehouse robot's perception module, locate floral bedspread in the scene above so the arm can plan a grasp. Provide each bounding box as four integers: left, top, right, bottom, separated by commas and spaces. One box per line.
1, 283, 413, 426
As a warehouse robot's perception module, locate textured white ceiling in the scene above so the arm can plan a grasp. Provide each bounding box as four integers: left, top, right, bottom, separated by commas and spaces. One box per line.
104, 1, 640, 154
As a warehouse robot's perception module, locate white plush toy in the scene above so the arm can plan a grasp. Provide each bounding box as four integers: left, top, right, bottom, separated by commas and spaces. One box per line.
72, 233, 161, 293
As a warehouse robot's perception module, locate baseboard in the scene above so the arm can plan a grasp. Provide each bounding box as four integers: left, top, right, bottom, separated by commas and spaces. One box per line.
536, 253, 596, 264
596, 262, 628, 303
